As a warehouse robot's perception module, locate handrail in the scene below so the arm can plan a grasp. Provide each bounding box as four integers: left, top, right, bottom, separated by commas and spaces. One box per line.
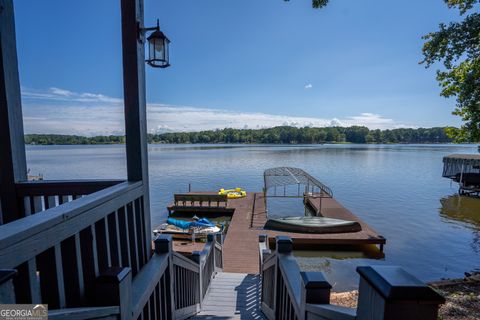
0, 181, 143, 268
259, 236, 445, 320
277, 253, 302, 315
0, 187, 223, 319
305, 304, 356, 320
16, 179, 125, 197
151, 233, 223, 320
172, 252, 199, 273
0, 180, 148, 311
48, 306, 120, 320
132, 252, 170, 319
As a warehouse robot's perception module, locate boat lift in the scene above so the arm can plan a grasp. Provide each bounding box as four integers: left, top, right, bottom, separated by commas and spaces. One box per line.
443, 154, 480, 196
263, 167, 333, 215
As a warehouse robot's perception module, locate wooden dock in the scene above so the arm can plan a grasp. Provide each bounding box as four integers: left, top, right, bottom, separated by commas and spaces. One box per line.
170, 192, 385, 274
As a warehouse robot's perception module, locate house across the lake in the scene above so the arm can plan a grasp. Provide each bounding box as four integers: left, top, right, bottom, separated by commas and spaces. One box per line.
0, 1, 445, 319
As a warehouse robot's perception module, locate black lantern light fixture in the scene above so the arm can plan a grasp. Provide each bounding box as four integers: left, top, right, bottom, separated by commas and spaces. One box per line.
140, 20, 171, 68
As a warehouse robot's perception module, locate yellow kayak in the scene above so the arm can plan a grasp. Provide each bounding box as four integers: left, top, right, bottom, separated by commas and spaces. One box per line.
219, 188, 246, 199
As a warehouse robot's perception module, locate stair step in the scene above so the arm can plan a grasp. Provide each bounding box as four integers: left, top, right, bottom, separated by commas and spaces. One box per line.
193, 272, 266, 319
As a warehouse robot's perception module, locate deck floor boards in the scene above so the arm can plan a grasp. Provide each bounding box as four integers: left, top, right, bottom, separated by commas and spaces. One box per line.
191, 272, 266, 320
171, 192, 385, 274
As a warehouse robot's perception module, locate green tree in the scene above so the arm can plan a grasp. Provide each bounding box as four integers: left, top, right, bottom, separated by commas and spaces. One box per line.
421, 0, 480, 142
300, 0, 479, 141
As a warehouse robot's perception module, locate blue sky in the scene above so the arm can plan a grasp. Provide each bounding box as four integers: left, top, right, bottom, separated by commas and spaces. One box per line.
15, 0, 463, 135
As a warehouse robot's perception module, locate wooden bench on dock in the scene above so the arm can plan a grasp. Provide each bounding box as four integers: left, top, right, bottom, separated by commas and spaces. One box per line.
167, 193, 233, 214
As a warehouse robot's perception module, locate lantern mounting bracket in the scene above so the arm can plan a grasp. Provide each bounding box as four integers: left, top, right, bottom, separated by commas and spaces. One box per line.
137, 19, 160, 44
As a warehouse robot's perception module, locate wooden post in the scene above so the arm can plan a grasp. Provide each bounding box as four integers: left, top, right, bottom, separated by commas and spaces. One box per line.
274, 236, 292, 318
318, 194, 322, 216
356, 266, 445, 320
207, 234, 215, 270
154, 234, 172, 255
0, 269, 17, 303
154, 235, 174, 319
300, 271, 331, 305
276, 236, 293, 254
95, 267, 132, 320
191, 251, 202, 307
259, 234, 269, 272
120, 0, 151, 255
0, 0, 28, 224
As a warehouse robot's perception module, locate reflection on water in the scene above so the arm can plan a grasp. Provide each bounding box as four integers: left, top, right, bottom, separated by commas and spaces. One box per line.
440, 195, 480, 227
440, 195, 480, 253
294, 245, 385, 292
25, 143, 480, 291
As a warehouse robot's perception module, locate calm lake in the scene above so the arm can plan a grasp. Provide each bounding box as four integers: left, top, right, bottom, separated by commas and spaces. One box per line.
26, 143, 480, 291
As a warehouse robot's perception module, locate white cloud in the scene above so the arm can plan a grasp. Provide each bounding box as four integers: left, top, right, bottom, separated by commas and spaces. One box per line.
304, 83, 313, 89
21, 86, 413, 136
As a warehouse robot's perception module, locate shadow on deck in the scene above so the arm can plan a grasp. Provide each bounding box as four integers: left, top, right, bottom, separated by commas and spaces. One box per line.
191, 273, 265, 320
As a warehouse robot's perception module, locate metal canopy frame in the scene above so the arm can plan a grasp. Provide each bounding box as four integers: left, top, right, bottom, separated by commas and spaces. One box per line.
263, 167, 333, 198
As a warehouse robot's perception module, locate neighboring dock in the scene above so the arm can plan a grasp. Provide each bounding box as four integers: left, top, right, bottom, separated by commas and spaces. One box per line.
169, 191, 385, 274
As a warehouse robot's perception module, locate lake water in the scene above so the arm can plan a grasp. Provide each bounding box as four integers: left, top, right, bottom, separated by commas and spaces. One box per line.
26, 144, 480, 291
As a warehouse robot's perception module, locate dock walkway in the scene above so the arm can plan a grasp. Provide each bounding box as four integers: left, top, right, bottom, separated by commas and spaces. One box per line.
173, 192, 385, 274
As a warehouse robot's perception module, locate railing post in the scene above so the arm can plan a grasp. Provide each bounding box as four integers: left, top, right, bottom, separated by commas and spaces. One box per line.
0, 269, 17, 303
154, 235, 175, 319
274, 236, 292, 318
191, 251, 203, 307
300, 271, 332, 320
356, 266, 445, 320
276, 236, 293, 254
154, 234, 172, 255
214, 232, 224, 270
300, 272, 332, 304
95, 267, 132, 320
215, 232, 223, 245
259, 234, 270, 271
207, 233, 215, 271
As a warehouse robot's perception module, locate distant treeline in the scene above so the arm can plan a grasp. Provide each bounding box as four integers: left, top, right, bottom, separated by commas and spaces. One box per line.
25, 126, 457, 145
25, 134, 125, 145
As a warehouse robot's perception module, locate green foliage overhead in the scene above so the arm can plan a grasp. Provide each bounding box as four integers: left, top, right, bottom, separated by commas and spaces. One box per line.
284, 0, 329, 8
25, 126, 456, 145
421, 0, 480, 142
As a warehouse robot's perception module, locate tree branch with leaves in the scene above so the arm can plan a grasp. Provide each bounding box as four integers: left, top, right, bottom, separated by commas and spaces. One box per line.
421, 0, 480, 142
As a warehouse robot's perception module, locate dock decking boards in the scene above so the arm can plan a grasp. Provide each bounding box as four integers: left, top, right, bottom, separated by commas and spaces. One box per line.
191, 272, 265, 320
171, 192, 385, 274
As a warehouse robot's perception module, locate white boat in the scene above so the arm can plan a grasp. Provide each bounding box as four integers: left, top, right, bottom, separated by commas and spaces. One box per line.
153, 223, 221, 240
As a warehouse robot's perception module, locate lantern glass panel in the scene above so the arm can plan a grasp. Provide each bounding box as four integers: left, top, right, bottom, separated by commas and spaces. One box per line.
154, 38, 165, 61
164, 39, 169, 63
149, 38, 155, 62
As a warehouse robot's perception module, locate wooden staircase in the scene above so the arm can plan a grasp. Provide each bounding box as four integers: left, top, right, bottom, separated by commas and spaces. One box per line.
191, 272, 266, 320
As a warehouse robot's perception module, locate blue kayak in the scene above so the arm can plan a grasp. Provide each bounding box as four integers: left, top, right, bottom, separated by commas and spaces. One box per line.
167, 217, 215, 230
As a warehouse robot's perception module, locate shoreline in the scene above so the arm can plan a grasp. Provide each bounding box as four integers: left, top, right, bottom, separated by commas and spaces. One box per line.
25, 142, 477, 146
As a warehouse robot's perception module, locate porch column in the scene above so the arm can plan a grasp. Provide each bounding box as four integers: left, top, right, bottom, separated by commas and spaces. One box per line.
120, 0, 151, 252
0, 0, 28, 224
